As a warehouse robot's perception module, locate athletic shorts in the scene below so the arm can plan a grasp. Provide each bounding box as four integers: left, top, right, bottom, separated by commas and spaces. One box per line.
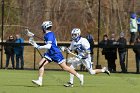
68, 57, 93, 70
44, 52, 65, 64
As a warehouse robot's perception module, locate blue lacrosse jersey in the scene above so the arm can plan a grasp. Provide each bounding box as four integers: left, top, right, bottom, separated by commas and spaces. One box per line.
43, 31, 64, 64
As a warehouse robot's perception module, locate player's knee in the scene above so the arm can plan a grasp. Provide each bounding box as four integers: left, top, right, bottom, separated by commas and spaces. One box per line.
70, 65, 75, 69
62, 66, 69, 71
39, 66, 44, 71
39, 60, 47, 66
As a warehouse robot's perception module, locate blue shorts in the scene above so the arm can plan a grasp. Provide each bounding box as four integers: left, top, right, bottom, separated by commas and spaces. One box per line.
44, 52, 65, 64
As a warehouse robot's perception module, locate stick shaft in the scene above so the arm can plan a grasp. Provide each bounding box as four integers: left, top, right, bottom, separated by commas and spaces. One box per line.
36, 48, 43, 58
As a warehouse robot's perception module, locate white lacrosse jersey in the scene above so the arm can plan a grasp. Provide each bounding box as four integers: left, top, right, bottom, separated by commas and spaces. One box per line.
69, 37, 93, 70
69, 37, 91, 56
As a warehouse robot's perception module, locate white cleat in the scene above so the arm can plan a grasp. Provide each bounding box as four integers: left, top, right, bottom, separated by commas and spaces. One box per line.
32, 80, 42, 86
79, 74, 84, 85
103, 67, 110, 76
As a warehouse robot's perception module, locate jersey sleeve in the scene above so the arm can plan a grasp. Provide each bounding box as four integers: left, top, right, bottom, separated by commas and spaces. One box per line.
42, 32, 54, 49
44, 32, 54, 44
69, 41, 75, 51
82, 38, 91, 52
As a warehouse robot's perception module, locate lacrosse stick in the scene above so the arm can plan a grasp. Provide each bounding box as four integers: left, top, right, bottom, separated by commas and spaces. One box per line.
24, 29, 43, 40
24, 29, 34, 37
24, 29, 43, 58
60, 46, 91, 68
60, 46, 80, 58
24, 29, 47, 69
29, 37, 46, 69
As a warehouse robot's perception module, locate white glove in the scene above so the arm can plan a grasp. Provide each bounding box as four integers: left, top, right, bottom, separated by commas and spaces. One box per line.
29, 37, 34, 43
77, 53, 87, 59
33, 43, 40, 49
76, 55, 83, 59
65, 48, 71, 53
29, 37, 40, 49
60, 46, 66, 51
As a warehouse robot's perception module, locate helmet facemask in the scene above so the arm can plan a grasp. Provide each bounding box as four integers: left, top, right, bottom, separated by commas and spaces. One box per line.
41, 26, 47, 33
71, 33, 80, 40
71, 28, 81, 41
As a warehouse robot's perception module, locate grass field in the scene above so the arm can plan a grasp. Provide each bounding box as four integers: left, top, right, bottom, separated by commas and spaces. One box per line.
0, 70, 140, 93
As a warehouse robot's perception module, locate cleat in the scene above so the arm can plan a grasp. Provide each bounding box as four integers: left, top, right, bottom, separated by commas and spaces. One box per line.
32, 80, 42, 86
79, 74, 84, 85
103, 67, 110, 76
64, 82, 73, 87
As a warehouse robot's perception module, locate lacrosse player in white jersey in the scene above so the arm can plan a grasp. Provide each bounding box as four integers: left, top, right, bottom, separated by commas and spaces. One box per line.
64, 28, 110, 87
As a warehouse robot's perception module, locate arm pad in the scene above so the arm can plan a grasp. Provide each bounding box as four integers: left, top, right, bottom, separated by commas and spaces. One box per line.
38, 43, 52, 49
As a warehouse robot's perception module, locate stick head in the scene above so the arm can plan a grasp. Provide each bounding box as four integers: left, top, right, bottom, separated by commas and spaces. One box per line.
25, 29, 34, 37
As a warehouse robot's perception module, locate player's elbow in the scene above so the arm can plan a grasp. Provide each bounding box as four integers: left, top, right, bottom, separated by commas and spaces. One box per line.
46, 44, 52, 49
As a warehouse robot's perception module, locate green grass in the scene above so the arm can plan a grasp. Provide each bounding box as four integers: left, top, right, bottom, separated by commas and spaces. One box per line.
0, 70, 140, 93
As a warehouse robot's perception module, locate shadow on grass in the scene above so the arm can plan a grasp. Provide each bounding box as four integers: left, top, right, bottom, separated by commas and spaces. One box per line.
3, 84, 64, 88
3, 84, 96, 88
3, 84, 37, 88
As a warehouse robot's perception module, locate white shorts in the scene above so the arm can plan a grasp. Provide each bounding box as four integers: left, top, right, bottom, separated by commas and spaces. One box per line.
67, 57, 93, 70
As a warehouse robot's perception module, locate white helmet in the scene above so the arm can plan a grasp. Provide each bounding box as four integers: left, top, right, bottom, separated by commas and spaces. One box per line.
71, 28, 81, 40
41, 21, 52, 31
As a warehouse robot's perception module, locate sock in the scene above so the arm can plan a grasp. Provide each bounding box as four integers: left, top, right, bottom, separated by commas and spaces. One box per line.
92, 70, 96, 74
70, 73, 74, 84
101, 69, 105, 72
76, 73, 81, 79
38, 77, 43, 82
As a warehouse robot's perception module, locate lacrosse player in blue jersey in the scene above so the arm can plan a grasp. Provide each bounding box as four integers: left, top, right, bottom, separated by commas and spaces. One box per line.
31, 21, 83, 86
64, 28, 110, 87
